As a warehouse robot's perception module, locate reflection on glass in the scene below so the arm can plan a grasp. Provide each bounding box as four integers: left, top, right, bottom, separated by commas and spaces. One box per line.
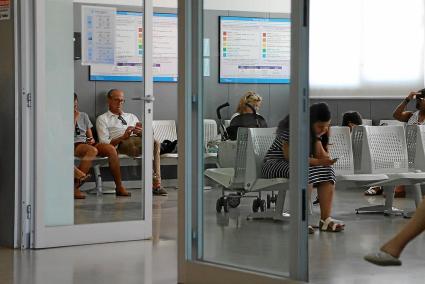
202, 1, 291, 276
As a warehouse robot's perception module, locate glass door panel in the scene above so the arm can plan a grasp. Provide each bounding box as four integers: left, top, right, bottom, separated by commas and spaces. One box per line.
31, 0, 153, 248
201, 1, 292, 276
179, 0, 309, 282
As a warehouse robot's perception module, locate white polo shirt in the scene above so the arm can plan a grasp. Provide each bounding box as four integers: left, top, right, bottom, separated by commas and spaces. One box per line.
96, 110, 140, 144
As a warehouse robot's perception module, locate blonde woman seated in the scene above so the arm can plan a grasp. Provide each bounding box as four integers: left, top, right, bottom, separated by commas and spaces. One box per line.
227, 91, 267, 140
230, 91, 263, 120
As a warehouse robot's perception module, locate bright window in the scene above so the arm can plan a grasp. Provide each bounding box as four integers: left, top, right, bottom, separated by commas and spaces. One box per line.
310, 0, 425, 98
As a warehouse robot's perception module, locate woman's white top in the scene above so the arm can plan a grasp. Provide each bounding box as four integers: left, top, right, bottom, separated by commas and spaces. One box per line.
408, 111, 425, 125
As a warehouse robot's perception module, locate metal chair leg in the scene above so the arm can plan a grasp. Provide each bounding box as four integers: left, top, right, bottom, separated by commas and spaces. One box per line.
94, 165, 102, 196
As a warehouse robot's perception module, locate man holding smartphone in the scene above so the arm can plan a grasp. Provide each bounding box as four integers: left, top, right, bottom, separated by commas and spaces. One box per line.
96, 89, 167, 196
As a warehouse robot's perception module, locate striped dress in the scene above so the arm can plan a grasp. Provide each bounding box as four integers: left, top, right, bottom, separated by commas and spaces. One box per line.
261, 130, 336, 186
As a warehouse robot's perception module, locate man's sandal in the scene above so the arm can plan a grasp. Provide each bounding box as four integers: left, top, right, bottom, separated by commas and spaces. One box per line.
319, 217, 345, 232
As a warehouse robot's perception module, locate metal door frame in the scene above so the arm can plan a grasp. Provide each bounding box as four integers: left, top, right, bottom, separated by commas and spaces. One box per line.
19, 0, 154, 249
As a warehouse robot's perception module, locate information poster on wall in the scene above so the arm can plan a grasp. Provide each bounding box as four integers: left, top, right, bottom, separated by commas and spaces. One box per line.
90, 12, 178, 82
0, 0, 10, 21
81, 6, 116, 65
90, 11, 143, 81
152, 13, 178, 82
219, 16, 291, 84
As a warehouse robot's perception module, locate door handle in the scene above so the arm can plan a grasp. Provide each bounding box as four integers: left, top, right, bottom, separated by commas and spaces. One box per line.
132, 95, 155, 103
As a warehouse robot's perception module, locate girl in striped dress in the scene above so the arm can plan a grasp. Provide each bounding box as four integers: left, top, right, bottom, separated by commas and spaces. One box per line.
261, 103, 344, 232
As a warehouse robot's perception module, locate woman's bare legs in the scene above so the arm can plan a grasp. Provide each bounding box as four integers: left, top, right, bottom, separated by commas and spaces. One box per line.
316, 181, 335, 221
74, 166, 86, 181
75, 144, 98, 173
96, 143, 130, 196
74, 144, 97, 199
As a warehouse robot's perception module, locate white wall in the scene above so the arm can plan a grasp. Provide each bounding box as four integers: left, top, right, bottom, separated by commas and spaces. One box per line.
73, 0, 291, 12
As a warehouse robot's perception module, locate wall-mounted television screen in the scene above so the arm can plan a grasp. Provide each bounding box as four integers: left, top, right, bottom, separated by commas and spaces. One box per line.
219, 16, 290, 84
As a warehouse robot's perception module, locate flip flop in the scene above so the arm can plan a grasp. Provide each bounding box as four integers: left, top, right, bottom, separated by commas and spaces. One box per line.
74, 174, 91, 188
364, 251, 402, 266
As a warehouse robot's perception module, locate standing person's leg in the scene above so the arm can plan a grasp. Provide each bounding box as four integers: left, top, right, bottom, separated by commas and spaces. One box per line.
381, 198, 425, 258
96, 143, 130, 196
364, 198, 425, 266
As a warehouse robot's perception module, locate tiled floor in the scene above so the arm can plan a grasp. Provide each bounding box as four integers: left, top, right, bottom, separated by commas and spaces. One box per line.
1, 186, 425, 284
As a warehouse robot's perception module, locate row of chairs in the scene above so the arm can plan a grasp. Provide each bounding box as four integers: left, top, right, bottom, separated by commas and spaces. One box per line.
330, 125, 425, 215
222, 118, 402, 128
205, 124, 425, 221
153, 119, 220, 165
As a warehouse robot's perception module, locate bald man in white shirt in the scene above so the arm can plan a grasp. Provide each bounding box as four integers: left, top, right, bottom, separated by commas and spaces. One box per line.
96, 89, 167, 196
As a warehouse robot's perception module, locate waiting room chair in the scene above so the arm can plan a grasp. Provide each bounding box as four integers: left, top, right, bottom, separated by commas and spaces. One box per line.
379, 119, 406, 126
153, 120, 177, 142
352, 125, 425, 215
329, 126, 388, 188
362, 119, 373, 126
204, 119, 220, 164
204, 128, 250, 212
153, 120, 178, 166
245, 127, 289, 221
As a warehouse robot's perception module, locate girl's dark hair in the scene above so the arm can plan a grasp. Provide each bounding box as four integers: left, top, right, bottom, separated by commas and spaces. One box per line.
277, 102, 332, 156
342, 111, 362, 127
310, 103, 331, 155
74, 93, 78, 100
